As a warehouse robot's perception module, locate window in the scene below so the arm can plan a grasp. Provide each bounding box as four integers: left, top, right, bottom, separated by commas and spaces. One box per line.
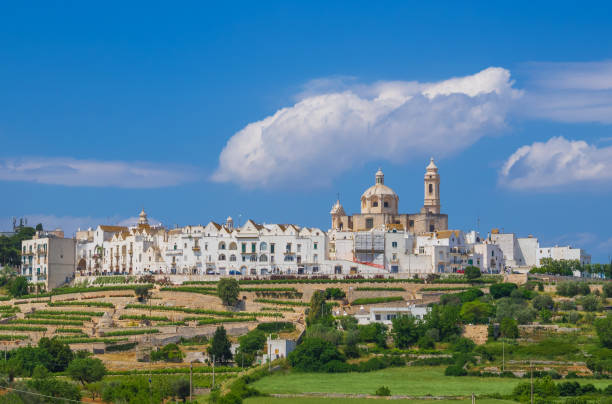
218, 254, 226, 261
250, 255, 257, 262
384, 201, 389, 208
173, 244, 177, 250
230, 255, 236, 262
372, 201, 378, 207
314, 242, 318, 250
271, 255, 275, 263
286, 243, 292, 253
366, 218, 374, 229
409, 220, 414, 228
391, 241, 398, 248
229, 242, 237, 250
313, 254, 318, 261
284, 255, 294, 262
429, 184, 433, 194
492, 251, 495, 257
419, 246, 425, 254
259, 254, 268, 262
241, 243, 246, 253
184, 243, 187, 248
375, 314, 381, 321
429, 224, 435, 232
260, 242, 267, 251
270, 243, 275, 253
219, 242, 226, 250
297, 244, 301, 253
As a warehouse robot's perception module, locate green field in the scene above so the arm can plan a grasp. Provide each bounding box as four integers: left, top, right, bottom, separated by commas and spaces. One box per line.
252, 366, 610, 397
245, 398, 518, 404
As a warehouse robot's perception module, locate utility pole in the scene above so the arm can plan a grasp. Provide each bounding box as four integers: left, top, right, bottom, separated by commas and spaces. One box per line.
530, 361, 534, 404
502, 339, 505, 372
189, 362, 193, 403
212, 354, 215, 388
268, 334, 272, 372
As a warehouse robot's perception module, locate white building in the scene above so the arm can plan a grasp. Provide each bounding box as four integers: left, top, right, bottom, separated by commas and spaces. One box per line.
264, 336, 297, 362
536, 246, 591, 267
355, 304, 431, 325
21, 231, 75, 290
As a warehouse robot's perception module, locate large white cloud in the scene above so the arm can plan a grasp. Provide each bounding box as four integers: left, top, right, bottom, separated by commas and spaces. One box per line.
499, 136, 612, 190
0, 157, 197, 188
212, 67, 521, 188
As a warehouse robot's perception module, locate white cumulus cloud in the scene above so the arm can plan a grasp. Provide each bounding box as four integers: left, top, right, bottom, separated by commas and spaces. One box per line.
0, 157, 197, 188
499, 136, 612, 190
212, 67, 521, 188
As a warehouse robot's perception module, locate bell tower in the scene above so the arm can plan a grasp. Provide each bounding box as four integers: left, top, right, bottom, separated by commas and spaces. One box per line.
422, 158, 440, 214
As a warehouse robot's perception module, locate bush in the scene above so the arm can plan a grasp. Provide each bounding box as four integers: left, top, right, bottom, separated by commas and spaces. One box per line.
358, 323, 387, 348
451, 337, 475, 353
464, 266, 482, 281
445, 364, 467, 376
151, 343, 184, 362
490, 283, 518, 299
375, 386, 391, 396
288, 338, 345, 372
325, 288, 346, 300
255, 322, 295, 333
391, 315, 419, 348
603, 283, 612, 298
560, 300, 577, 311
500, 317, 519, 338
460, 300, 494, 324
218, 278, 240, 306
579, 295, 602, 312
557, 282, 590, 297
595, 314, 612, 348
533, 294, 554, 311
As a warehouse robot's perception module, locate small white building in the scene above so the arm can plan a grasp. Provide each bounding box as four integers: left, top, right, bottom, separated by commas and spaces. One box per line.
354, 304, 430, 325
264, 336, 297, 362
21, 231, 75, 290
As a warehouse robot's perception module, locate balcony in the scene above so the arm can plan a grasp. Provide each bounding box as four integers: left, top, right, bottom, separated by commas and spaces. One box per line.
166, 249, 183, 256
192, 246, 201, 252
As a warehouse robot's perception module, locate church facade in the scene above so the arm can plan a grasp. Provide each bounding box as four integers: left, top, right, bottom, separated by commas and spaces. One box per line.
330, 159, 448, 234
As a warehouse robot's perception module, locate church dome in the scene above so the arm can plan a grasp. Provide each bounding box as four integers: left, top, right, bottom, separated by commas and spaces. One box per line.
361, 169, 398, 200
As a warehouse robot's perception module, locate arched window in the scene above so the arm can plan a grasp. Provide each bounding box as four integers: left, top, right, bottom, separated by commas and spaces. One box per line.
259, 254, 268, 262
429, 184, 433, 194
218, 242, 226, 250
260, 242, 267, 251
313, 254, 318, 262
218, 254, 226, 261
229, 254, 236, 262
229, 242, 237, 250
250, 255, 257, 262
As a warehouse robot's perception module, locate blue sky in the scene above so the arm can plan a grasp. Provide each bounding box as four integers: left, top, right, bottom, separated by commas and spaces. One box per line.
1, 2, 612, 262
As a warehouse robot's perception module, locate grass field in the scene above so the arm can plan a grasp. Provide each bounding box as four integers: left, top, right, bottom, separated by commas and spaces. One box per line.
245, 398, 518, 404
252, 366, 610, 397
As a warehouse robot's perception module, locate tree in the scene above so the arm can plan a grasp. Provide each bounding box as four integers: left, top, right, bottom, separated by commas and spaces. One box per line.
464, 266, 481, 281
173, 378, 190, 402
532, 294, 554, 311
489, 283, 517, 299
451, 337, 475, 353
35, 223, 43, 231
134, 285, 151, 302
539, 309, 552, 323
579, 295, 601, 312
38, 338, 74, 372
217, 278, 240, 306
288, 338, 344, 371
208, 326, 232, 363
603, 282, 612, 298
67, 357, 106, 385
238, 329, 266, 354
358, 323, 387, 348
84, 381, 104, 400
391, 315, 420, 348
8, 277, 28, 297
343, 329, 360, 358
500, 317, 519, 338
460, 300, 494, 324
594, 314, 612, 348
306, 290, 333, 327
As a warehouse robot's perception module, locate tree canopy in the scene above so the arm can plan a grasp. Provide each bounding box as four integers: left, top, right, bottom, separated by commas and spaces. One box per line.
217, 278, 240, 306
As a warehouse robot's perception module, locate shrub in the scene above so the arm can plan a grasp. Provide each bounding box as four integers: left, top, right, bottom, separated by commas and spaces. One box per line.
218, 278, 240, 306
375, 386, 391, 396
104, 329, 159, 337
451, 337, 475, 353
325, 288, 346, 300
151, 343, 184, 362
579, 295, 601, 312
391, 314, 419, 348
557, 282, 590, 297
560, 300, 577, 311
358, 323, 387, 348
445, 364, 467, 376
460, 300, 494, 324
490, 283, 518, 299
500, 317, 519, 338
255, 321, 295, 333
288, 338, 345, 372
595, 314, 612, 348
533, 294, 554, 311
49, 301, 114, 308
603, 283, 612, 298
464, 266, 482, 281
253, 298, 309, 306
105, 342, 137, 352
356, 287, 405, 291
